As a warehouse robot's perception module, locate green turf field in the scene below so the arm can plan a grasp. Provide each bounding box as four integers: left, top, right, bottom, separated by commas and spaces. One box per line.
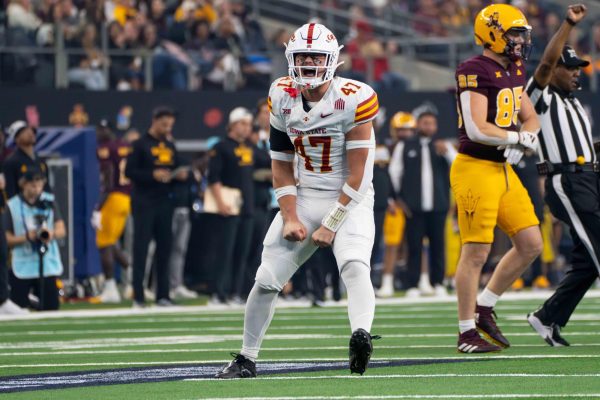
1, 292, 600, 399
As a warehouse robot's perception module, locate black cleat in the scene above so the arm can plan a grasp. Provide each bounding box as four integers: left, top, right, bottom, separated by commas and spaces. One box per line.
457, 328, 502, 353
214, 353, 257, 378
349, 328, 380, 375
476, 305, 510, 348
527, 312, 570, 347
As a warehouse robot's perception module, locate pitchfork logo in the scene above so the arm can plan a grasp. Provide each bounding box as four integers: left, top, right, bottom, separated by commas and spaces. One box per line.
459, 190, 480, 230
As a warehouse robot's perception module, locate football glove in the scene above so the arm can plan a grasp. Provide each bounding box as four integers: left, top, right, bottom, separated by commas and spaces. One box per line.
518, 131, 538, 151
501, 144, 525, 165
91, 210, 102, 230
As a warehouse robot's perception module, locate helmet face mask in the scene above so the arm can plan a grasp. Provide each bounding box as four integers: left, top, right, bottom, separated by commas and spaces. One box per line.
503, 28, 532, 61
291, 52, 329, 84
474, 4, 532, 61
285, 23, 344, 89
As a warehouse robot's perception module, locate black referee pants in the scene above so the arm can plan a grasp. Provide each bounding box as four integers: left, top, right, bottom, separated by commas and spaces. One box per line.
536, 172, 600, 327
132, 198, 174, 303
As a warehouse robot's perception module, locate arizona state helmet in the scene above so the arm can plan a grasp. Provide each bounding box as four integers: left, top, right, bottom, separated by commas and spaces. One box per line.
474, 4, 532, 61
390, 112, 415, 129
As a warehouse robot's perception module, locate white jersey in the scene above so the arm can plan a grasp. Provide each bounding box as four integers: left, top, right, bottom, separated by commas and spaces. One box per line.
268, 76, 379, 192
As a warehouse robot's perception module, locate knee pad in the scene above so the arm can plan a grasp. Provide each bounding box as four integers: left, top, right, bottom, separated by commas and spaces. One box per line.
255, 257, 299, 292
340, 260, 371, 283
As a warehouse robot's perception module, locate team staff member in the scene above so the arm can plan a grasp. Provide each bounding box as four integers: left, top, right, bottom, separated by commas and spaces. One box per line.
125, 107, 188, 307
378, 111, 415, 298
391, 108, 456, 298
4, 121, 49, 198
207, 107, 255, 304
525, 5, 599, 346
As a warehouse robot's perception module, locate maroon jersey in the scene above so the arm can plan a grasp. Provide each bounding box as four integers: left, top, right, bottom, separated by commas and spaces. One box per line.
456, 55, 527, 162
97, 139, 132, 195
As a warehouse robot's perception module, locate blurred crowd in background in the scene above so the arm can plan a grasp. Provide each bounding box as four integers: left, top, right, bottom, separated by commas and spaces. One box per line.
3, 0, 599, 91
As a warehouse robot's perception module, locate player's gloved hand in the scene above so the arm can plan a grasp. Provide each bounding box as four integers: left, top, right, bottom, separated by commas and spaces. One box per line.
312, 225, 336, 248
499, 144, 525, 165
518, 131, 538, 151
283, 218, 307, 242
91, 210, 102, 230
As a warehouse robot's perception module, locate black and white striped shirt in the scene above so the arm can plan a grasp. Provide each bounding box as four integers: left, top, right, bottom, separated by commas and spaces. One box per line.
526, 77, 596, 164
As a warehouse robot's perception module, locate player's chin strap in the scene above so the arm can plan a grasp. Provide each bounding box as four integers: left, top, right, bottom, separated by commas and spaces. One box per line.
321, 136, 375, 233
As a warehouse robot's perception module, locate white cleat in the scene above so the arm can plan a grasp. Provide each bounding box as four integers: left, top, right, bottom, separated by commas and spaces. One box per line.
170, 285, 198, 300
0, 299, 29, 315
99, 280, 121, 304
418, 273, 435, 296
405, 287, 421, 299
434, 284, 448, 297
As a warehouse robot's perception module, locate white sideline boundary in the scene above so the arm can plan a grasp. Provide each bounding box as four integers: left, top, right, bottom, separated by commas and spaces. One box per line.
1, 289, 599, 322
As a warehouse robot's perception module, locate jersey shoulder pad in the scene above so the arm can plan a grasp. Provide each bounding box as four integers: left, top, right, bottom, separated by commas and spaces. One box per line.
335, 78, 378, 125
268, 76, 296, 114
455, 56, 493, 90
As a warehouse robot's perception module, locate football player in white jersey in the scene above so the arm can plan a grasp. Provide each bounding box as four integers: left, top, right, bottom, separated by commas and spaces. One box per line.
215, 22, 380, 378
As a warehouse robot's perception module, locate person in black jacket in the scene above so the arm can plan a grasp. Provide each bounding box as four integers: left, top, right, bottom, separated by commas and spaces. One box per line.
0, 125, 28, 315
389, 107, 457, 297
125, 107, 188, 307
245, 99, 274, 299
4, 121, 49, 198
207, 107, 255, 304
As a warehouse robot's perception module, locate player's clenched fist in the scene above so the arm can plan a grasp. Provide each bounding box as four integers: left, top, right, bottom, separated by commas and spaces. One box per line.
312, 225, 336, 248
567, 4, 586, 24
283, 219, 307, 242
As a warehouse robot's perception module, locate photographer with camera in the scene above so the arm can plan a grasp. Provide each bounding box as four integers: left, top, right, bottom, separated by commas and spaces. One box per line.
4, 166, 66, 311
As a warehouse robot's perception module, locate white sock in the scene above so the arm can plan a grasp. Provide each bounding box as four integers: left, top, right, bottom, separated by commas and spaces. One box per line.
459, 319, 476, 333
104, 278, 116, 289
341, 261, 375, 333
380, 273, 393, 290
477, 288, 500, 308
240, 284, 278, 362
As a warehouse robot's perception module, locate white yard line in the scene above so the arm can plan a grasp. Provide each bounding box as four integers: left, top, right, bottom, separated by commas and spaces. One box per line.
1, 290, 598, 322
4, 313, 600, 328
0, 328, 597, 337
4, 342, 600, 357
1, 330, 598, 350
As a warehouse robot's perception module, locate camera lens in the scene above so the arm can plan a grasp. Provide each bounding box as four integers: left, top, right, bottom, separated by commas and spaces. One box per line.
38, 230, 50, 241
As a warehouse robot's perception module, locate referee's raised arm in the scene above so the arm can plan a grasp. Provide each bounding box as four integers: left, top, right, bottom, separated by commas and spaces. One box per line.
532, 4, 587, 88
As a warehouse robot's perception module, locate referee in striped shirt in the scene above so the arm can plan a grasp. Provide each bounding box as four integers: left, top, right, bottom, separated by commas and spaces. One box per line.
525, 4, 600, 347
